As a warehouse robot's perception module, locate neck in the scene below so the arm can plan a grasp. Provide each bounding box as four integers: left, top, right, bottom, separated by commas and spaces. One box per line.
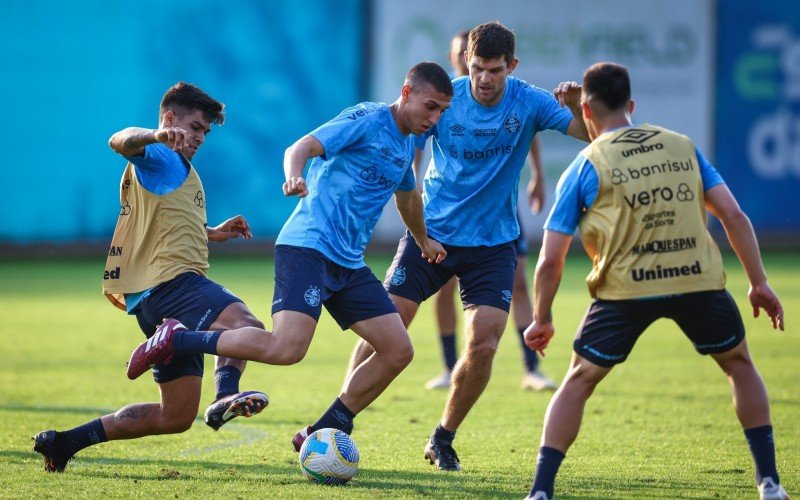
389, 100, 410, 136
594, 113, 632, 138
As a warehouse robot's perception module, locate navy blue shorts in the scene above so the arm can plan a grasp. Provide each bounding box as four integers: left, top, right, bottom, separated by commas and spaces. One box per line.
385, 230, 517, 312
134, 272, 242, 383
272, 245, 398, 330
574, 290, 745, 367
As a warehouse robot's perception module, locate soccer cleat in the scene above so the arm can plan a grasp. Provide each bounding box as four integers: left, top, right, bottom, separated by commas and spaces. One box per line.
126, 318, 185, 380
424, 438, 462, 471
32, 430, 73, 472
525, 492, 551, 500
521, 370, 557, 391
759, 477, 790, 500
424, 370, 451, 390
292, 425, 313, 452
204, 391, 269, 431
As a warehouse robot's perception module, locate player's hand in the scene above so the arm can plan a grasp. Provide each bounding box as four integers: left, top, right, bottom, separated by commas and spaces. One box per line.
553, 81, 582, 110
209, 215, 253, 242
154, 127, 191, 153
749, 282, 784, 331
419, 238, 447, 264
283, 176, 308, 197
524, 320, 555, 356
527, 178, 545, 214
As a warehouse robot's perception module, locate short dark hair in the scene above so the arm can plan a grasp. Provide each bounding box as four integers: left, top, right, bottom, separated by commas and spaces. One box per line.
160, 82, 225, 125
582, 62, 631, 112
467, 21, 515, 65
405, 62, 454, 96
453, 30, 469, 48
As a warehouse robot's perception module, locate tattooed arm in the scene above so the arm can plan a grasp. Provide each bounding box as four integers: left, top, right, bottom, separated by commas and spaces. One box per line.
108, 127, 190, 157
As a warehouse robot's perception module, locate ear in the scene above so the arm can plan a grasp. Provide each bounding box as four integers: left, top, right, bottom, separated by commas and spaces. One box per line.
628, 99, 635, 115
401, 84, 412, 101
163, 110, 175, 127
507, 57, 519, 74
582, 102, 592, 121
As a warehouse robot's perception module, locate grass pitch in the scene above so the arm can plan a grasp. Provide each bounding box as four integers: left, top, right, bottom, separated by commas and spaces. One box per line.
0, 252, 797, 498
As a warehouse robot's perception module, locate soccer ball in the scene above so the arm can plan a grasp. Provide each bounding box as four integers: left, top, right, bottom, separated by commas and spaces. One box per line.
298, 428, 359, 485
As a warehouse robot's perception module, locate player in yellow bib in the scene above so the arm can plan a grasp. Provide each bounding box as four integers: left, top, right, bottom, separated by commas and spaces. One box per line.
524, 62, 788, 500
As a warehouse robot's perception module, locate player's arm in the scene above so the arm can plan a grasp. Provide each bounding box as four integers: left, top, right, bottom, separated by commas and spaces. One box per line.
527, 135, 545, 213
705, 185, 784, 330
394, 189, 446, 264
108, 127, 191, 157
524, 230, 572, 355
208, 215, 253, 242
553, 81, 590, 142
283, 134, 324, 197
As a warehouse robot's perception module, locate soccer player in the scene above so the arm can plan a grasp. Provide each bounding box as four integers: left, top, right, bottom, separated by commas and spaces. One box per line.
124, 62, 453, 451
32, 82, 268, 472
349, 21, 589, 471
524, 62, 788, 500
423, 29, 556, 392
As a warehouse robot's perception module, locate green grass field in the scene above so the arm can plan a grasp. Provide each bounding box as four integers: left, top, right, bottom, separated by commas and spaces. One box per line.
0, 252, 796, 498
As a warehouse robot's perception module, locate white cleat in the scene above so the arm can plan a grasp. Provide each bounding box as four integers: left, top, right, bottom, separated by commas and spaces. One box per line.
521, 370, 557, 391
425, 371, 451, 390
759, 477, 790, 500
525, 491, 551, 500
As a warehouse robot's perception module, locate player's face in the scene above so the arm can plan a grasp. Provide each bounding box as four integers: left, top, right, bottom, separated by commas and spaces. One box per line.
167, 109, 212, 160
467, 55, 518, 107
403, 83, 452, 136
449, 37, 468, 77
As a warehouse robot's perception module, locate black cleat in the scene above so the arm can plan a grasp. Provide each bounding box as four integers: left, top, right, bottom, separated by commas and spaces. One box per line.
424, 438, 462, 471
203, 391, 269, 431
32, 430, 73, 472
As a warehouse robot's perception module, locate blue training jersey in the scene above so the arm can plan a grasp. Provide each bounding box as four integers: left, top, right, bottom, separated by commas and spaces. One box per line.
122, 142, 190, 312
416, 76, 573, 246
277, 102, 416, 268
545, 136, 725, 236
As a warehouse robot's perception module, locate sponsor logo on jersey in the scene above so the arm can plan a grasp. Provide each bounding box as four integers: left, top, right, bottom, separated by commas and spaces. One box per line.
630, 261, 701, 282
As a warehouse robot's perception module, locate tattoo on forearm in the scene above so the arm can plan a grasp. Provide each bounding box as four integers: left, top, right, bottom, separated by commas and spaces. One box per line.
123, 132, 155, 150
115, 405, 151, 421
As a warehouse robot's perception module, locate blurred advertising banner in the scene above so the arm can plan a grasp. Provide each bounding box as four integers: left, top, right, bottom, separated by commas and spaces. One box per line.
717, 1, 800, 233
368, 0, 714, 242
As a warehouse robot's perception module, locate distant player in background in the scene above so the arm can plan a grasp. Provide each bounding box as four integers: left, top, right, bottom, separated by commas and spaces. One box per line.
123, 63, 453, 452
422, 30, 556, 392
524, 62, 788, 500
33, 82, 268, 472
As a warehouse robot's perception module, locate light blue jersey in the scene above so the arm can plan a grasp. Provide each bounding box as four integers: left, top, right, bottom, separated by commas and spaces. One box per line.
277, 102, 416, 268
416, 76, 573, 246
545, 136, 725, 235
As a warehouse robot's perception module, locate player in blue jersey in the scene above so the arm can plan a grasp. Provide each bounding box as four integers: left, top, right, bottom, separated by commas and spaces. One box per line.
33, 82, 268, 472
423, 29, 556, 392
348, 21, 590, 471
524, 62, 787, 500
124, 62, 453, 450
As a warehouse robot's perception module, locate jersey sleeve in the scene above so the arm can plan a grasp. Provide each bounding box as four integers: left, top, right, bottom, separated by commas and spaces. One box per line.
695, 147, 725, 192
395, 163, 416, 192
124, 143, 188, 195
310, 104, 376, 160
544, 155, 598, 235
528, 85, 573, 135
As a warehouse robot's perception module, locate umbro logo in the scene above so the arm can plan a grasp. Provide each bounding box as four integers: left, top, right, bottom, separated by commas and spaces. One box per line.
381, 148, 392, 156
611, 128, 661, 144
450, 124, 466, 136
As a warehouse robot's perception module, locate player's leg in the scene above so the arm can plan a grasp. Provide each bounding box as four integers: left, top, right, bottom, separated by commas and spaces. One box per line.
427, 276, 459, 389
347, 293, 418, 372
528, 298, 652, 499
676, 290, 786, 498
512, 254, 556, 391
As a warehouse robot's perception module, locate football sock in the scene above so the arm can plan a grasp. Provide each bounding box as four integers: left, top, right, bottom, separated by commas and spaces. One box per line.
172, 330, 222, 355
311, 398, 355, 435
744, 425, 779, 485
432, 423, 456, 445
214, 365, 242, 400
530, 446, 565, 499
440, 333, 457, 371
61, 418, 108, 457
517, 326, 539, 372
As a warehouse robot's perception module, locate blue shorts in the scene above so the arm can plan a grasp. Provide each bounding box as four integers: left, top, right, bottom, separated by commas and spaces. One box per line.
134, 272, 242, 383
272, 245, 398, 330
385, 230, 517, 312
574, 290, 745, 367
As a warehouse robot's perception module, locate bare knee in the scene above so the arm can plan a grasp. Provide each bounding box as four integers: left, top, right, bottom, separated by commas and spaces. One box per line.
267, 343, 308, 365
466, 337, 498, 361
713, 343, 755, 377
159, 412, 195, 434
561, 362, 605, 397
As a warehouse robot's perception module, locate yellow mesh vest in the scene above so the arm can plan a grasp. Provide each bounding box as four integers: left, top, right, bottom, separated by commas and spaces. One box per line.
579, 124, 725, 299
102, 159, 209, 310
